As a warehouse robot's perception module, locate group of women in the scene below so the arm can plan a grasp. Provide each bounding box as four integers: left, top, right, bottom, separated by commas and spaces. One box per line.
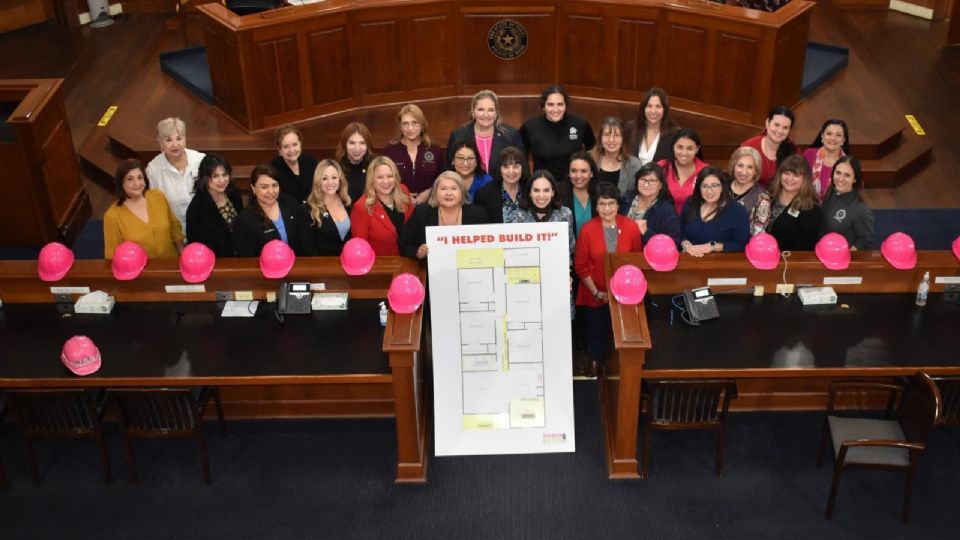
102, 88, 874, 375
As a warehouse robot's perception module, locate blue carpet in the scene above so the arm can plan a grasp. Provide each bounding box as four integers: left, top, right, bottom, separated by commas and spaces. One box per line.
159, 46, 213, 104
802, 42, 849, 97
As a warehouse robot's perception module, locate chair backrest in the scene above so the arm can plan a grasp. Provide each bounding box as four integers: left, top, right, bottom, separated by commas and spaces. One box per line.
898, 372, 941, 443
6, 390, 100, 436
110, 389, 199, 435
932, 377, 960, 427
644, 379, 738, 426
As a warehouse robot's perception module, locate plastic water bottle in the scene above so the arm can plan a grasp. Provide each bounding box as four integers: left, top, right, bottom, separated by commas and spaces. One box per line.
915, 271, 929, 306
379, 301, 388, 326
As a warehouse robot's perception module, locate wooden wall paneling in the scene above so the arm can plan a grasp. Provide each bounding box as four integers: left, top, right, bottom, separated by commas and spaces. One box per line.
458, 5, 557, 94
712, 30, 764, 114
205, 22, 250, 129
663, 21, 709, 104
307, 22, 354, 108
0, 144, 41, 244
0, 0, 56, 34
255, 35, 303, 121
403, 5, 457, 98
352, 16, 403, 99
614, 13, 658, 94
39, 122, 82, 229
767, 11, 811, 114
557, 10, 606, 90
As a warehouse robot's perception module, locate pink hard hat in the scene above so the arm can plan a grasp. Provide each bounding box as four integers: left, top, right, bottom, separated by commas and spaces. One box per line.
609, 264, 648, 305
745, 233, 780, 270
643, 234, 679, 272
387, 273, 425, 314
111, 241, 148, 280
179, 242, 216, 283
340, 237, 376, 276
815, 233, 851, 270
38, 242, 75, 282
61, 335, 102, 376
259, 239, 295, 279
880, 232, 917, 270
952, 235, 959, 260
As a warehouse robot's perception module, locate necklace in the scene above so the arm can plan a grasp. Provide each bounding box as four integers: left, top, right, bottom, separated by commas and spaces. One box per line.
439, 207, 461, 226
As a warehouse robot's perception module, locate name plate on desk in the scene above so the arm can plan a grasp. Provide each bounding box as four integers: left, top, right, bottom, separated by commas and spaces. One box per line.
165, 284, 206, 293
707, 277, 747, 287
823, 276, 863, 286
935, 276, 960, 285
50, 286, 90, 295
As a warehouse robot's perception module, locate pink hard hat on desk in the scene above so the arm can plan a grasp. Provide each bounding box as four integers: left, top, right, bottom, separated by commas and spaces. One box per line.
952, 235, 959, 260
61, 335, 102, 376
111, 241, 148, 280
609, 264, 647, 305
643, 234, 679, 272
881, 232, 917, 270
38, 242, 75, 282
259, 239, 295, 279
180, 242, 216, 283
745, 233, 780, 270
387, 273, 425, 314
341, 237, 376, 275
815, 233, 851, 270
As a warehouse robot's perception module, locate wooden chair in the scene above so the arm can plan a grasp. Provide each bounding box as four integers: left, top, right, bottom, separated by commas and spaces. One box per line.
931, 376, 960, 427
5, 389, 112, 485
109, 387, 226, 484
816, 372, 941, 523
640, 379, 738, 478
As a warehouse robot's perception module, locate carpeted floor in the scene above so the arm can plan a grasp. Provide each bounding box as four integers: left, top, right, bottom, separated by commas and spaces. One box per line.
2, 381, 958, 538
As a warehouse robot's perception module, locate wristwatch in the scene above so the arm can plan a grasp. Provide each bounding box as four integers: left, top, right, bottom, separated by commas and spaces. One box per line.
709, 241, 717, 252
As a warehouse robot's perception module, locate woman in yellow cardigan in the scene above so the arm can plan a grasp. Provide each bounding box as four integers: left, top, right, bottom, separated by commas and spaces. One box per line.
103, 159, 184, 258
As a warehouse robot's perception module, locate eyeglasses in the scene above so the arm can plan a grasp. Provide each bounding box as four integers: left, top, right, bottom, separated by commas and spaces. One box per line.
455, 156, 477, 163
637, 178, 660, 186
701, 183, 723, 191
400, 121, 420, 128
596, 200, 619, 208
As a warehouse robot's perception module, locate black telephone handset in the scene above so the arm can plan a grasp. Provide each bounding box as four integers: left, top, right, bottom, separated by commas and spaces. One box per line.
682, 286, 720, 323
277, 282, 312, 315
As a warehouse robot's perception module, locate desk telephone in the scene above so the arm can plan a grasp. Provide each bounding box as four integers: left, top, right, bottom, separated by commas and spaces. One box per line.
682, 286, 719, 323
277, 282, 312, 315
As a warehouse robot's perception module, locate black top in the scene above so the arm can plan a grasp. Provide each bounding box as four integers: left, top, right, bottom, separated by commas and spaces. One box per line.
558, 181, 597, 220
0, 300, 389, 381
270, 154, 319, 203
232, 194, 319, 257
305, 203, 352, 256
340, 158, 369, 204
185, 186, 244, 257
400, 203, 489, 259
768, 204, 822, 251
624, 120, 674, 165
446, 122, 525, 177
519, 114, 596, 183
643, 293, 960, 371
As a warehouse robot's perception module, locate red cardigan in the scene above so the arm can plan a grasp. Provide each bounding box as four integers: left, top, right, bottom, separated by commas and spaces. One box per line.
574, 215, 642, 307
349, 186, 414, 256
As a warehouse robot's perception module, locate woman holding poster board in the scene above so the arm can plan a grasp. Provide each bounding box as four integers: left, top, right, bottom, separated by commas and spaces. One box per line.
400, 171, 488, 259
574, 181, 642, 375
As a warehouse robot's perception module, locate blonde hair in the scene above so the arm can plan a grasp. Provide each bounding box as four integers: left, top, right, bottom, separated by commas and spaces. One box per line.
156, 117, 186, 141
427, 171, 467, 208
307, 159, 351, 226
364, 156, 410, 214
396, 104, 431, 147
727, 146, 762, 186
769, 155, 818, 211
467, 89, 503, 133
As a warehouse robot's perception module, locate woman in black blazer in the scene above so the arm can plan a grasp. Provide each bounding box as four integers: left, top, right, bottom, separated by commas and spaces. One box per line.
624, 87, 679, 167
473, 146, 528, 224
185, 153, 244, 257
446, 89, 524, 177
401, 171, 488, 260
304, 159, 353, 256
233, 163, 318, 257
269, 124, 319, 203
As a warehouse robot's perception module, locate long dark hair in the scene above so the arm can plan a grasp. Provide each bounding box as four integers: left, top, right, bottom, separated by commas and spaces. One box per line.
627, 87, 678, 154
250, 163, 280, 225
194, 153, 234, 194
809, 118, 851, 155
114, 159, 148, 206
765, 106, 798, 165
666, 128, 704, 172
683, 166, 731, 224
492, 146, 528, 187
826, 155, 864, 201
520, 170, 561, 212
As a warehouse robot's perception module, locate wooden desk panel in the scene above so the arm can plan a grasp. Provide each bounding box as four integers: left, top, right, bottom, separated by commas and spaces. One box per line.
199, 0, 814, 132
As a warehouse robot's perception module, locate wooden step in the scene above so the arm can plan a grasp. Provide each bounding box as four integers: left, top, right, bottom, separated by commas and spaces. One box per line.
860, 128, 933, 189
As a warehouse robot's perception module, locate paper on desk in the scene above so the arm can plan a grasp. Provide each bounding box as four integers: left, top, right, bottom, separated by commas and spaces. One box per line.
221, 300, 259, 317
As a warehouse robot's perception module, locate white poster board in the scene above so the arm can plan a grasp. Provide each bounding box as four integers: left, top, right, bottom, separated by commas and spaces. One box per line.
427, 222, 575, 455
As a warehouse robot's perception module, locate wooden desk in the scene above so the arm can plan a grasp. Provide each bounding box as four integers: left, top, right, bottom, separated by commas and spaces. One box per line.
599, 251, 960, 479
198, 0, 814, 132
0, 257, 429, 483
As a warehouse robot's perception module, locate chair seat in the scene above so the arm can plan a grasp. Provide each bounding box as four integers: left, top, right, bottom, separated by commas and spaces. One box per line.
828, 416, 909, 466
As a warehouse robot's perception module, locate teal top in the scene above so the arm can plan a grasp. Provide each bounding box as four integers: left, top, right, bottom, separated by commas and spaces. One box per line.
573, 196, 592, 237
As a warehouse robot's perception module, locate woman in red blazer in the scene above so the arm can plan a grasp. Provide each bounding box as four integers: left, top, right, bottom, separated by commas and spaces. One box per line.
574, 181, 642, 374
350, 156, 413, 256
